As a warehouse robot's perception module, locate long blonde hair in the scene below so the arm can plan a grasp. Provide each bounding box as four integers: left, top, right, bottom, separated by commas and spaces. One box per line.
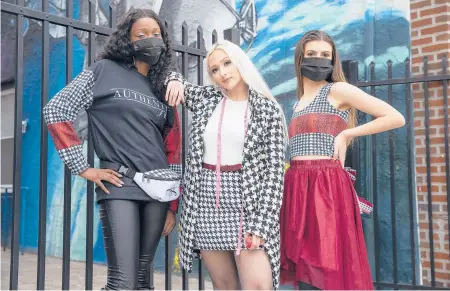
294, 30, 357, 134
206, 40, 289, 145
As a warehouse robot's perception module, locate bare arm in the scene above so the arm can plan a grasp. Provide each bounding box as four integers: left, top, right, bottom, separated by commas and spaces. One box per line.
331, 82, 405, 137
330, 82, 406, 165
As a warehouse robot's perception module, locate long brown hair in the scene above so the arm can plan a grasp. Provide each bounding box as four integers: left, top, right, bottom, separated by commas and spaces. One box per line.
294, 30, 357, 131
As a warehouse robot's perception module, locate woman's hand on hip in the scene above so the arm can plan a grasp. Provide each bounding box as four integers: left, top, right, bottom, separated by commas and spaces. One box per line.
79, 168, 123, 194
245, 233, 265, 250
333, 130, 349, 167
165, 80, 184, 106
162, 210, 176, 236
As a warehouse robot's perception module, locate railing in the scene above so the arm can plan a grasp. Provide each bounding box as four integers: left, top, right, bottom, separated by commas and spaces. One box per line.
1, 185, 13, 251
343, 56, 450, 289
1, 1, 238, 289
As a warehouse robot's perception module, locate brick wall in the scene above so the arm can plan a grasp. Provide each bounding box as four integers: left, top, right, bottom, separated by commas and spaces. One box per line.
410, 0, 450, 287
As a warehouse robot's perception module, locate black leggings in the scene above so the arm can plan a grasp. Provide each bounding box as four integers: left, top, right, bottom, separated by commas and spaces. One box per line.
99, 199, 169, 290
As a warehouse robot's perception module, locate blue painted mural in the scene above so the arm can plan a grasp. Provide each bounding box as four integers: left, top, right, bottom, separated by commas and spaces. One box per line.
1, 0, 419, 286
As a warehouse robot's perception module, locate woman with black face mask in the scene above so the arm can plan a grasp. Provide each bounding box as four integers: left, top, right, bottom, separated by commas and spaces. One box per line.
279, 30, 405, 290
43, 9, 183, 290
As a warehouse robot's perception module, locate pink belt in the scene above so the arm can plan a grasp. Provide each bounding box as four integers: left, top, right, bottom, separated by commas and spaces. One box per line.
203, 163, 242, 172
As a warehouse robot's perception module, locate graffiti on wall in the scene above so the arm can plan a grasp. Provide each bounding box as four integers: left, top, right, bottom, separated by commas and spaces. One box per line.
1, 0, 415, 284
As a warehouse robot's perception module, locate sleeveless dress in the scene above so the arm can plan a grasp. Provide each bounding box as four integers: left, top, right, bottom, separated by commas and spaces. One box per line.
280, 83, 374, 290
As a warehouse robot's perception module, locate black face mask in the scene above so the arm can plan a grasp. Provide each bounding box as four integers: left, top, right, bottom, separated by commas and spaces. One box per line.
300, 57, 333, 82
133, 37, 166, 66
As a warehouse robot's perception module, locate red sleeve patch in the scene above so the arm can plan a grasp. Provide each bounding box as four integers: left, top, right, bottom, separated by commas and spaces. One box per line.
48, 121, 82, 150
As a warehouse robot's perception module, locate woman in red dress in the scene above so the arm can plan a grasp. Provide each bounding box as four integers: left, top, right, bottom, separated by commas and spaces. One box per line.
280, 30, 405, 290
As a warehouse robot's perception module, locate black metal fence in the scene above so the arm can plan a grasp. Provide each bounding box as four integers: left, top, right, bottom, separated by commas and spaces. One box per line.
2, 0, 450, 290
0, 1, 239, 290
343, 56, 450, 290
1, 186, 13, 251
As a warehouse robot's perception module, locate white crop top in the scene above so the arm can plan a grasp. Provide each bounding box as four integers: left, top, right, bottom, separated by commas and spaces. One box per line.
203, 97, 251, 165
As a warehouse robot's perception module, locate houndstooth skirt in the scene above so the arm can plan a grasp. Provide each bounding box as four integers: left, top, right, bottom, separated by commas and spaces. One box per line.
195, 166, 244, 250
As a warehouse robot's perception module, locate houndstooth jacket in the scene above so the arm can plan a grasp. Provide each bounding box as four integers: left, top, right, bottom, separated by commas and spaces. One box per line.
165, 73, 286, 290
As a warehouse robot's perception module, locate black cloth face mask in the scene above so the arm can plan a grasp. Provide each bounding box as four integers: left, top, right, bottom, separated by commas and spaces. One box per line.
133, 37, 166, 66
301, 57, 333, 82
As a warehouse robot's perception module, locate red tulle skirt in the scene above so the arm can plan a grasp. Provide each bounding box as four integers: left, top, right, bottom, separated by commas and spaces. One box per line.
280, 159, 374, 290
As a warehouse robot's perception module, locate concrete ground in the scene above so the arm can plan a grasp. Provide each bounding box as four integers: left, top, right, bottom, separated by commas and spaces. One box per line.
1, 250, 213, 290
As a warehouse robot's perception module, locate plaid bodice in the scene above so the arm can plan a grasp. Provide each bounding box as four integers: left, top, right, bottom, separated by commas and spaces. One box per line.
288, 83, 350, 159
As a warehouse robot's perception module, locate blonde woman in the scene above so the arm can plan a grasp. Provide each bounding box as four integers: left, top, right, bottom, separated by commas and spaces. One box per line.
164, 40, 287, 290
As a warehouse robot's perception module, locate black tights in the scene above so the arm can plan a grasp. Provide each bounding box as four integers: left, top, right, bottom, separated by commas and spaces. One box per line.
99, 199, 168, 290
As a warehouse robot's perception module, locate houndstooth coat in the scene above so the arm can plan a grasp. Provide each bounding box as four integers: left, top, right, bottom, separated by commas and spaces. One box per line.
166, 73, 285, 289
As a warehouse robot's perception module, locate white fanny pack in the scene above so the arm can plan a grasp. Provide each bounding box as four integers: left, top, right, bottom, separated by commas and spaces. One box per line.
101, 161, 181, 202
134, 169, 181, 202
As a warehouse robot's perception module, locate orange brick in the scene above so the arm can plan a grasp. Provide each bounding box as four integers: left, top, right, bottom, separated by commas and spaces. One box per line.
412, 30, 419, 38
419, 221, 430, 229
429, 118, 445, 125
420, 7, 448, 18
436, 32, 450, 42
422, 24, 450, 36
416, 146, 438, 155
435, 0, 450, 5
416, 111, 425, 118
411, 11, 418, 19
430, 98, 445, 107
422, 43, 450, 53
428, 61, 448, 71
416, 157, 425, 165
428, 81, 444, 89
413, 56, 426, 64
431, 156, 446, 163
434, 261, 444, 270
414, 129, 424, 135
436, 271, 450, 280
430, 185, 440, 192
432, 175, 446, 183
436, 88, 450, 97
417, 185, 438, 192
431, 137, 445, 144
432, 195, 448, 202
435, 14, 450, 24
412, 18, 433, 29
412, 36, 433, 46
411, 0, 431, 10
436, 108, 448, 116
418, 166, 439, 174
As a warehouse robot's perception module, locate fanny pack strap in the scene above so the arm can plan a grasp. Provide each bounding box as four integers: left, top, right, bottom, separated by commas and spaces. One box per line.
100, 161, 137, 179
